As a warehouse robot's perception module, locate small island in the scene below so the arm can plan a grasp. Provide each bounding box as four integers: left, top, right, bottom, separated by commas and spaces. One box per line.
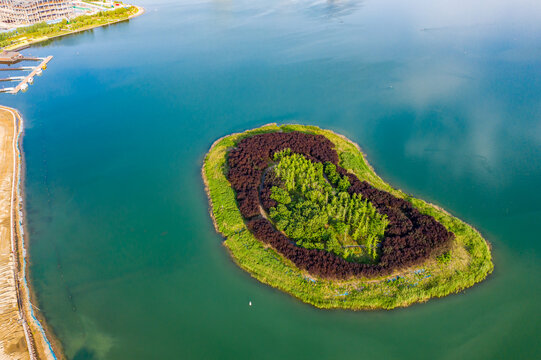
202, 124, 493, 310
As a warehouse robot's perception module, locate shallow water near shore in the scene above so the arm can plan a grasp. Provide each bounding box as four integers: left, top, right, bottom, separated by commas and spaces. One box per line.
2, 0, 541, 359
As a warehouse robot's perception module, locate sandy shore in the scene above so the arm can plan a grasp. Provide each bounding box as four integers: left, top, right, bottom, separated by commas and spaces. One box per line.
0, 106, 57, 360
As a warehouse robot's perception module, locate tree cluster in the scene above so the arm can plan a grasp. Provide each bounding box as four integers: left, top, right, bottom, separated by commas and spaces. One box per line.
227, 131, 453, 279
268, 152, 387, 262
228, 132, 338, 218
0, 7, 136, 48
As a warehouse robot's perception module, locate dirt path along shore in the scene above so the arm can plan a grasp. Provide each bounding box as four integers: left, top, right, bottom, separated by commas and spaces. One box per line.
0, 107, 29, 360
0, 107, 59, 360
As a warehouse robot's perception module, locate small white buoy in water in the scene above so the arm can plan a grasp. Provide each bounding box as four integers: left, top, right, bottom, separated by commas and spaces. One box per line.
249, 301, 252, 306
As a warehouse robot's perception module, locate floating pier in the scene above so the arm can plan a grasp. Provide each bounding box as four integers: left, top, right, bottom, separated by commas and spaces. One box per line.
0, 56, 53, 94
0, 77, 25, 82
0, 67, 35, 71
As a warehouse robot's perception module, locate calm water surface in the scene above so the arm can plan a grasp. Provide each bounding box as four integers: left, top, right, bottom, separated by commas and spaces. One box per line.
2, 0, 541, 359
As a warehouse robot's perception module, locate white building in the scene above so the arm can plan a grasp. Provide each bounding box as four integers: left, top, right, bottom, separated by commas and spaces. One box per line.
0, 0, 74, 27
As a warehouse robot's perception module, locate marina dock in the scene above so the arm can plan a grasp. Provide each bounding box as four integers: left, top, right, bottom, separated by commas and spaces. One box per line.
10, 56, 52, 94
0, 55, 53, 94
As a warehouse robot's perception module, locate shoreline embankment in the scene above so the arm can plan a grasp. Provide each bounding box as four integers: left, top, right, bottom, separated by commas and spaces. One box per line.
0, 105, 59, 360
6, 5, 145, 52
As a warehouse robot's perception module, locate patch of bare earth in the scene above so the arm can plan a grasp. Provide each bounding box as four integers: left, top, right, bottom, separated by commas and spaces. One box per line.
0, 108, 29, 360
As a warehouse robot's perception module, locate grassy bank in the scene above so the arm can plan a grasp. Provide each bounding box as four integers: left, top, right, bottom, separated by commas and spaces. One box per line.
202, 124, 493, 310
0, 6, 141, 51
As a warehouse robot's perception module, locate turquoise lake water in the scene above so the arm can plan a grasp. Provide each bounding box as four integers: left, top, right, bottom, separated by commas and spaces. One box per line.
2, 0, 541, 358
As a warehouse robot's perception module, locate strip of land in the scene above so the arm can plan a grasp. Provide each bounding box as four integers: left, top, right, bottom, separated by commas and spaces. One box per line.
0, 106, 57, 360
1, 5, 144, 52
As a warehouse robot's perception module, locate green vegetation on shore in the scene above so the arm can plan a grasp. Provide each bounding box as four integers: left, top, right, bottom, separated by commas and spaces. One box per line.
268, 151, 388, 262
202, 124, 493, 310
0, 7, 139, 50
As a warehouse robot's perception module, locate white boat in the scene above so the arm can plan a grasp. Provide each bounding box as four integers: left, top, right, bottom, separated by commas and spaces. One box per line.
28, 77, 34, 85
20, 83, 28, 92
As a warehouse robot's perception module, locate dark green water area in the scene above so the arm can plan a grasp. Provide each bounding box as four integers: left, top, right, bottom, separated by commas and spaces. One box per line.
2, 0, 540, 358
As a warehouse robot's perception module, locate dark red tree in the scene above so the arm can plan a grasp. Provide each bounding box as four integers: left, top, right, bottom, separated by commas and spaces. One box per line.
227, 131, 453, 279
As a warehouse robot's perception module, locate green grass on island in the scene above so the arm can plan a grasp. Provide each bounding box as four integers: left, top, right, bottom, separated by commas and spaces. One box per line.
202, 124, 493, 310
0, 6, 139, 50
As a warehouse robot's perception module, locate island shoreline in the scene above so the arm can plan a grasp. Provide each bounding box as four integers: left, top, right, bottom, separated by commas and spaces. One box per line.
202, 124, 494, 310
